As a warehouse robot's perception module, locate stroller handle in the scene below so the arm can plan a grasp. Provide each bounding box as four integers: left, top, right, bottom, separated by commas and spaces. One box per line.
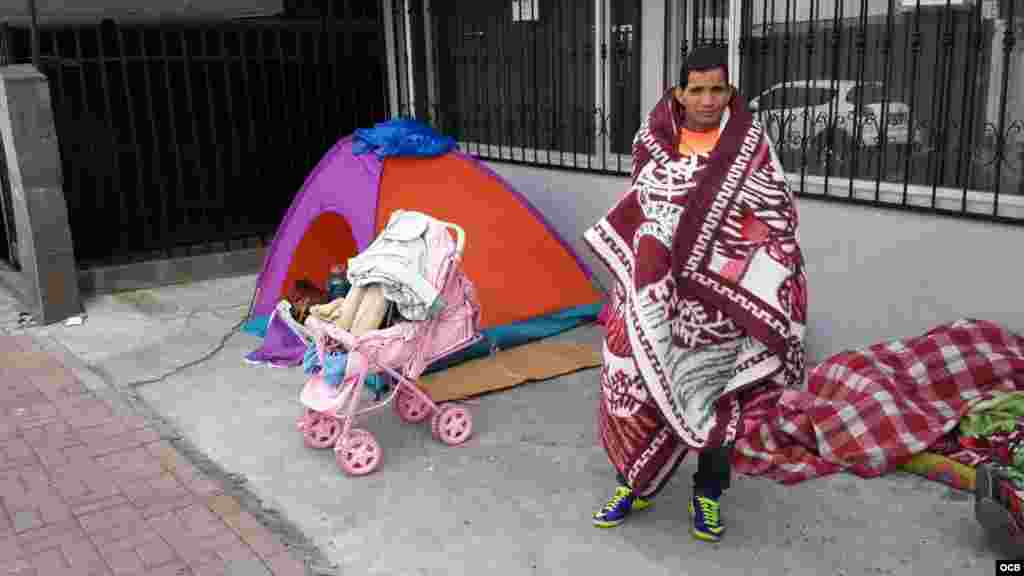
444, 222, 466, 258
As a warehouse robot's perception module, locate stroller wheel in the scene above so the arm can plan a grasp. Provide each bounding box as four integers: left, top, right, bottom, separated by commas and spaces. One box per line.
431, 404, 473, 446
394, 387, 431, 424
335, 429, 382, 476
303, 412, 342, 449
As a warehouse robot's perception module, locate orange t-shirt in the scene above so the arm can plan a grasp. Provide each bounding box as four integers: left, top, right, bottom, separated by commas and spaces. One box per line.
678, 127, 721, 157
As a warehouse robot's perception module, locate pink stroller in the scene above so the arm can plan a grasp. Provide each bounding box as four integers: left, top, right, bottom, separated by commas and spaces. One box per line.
295, 220, 483, 476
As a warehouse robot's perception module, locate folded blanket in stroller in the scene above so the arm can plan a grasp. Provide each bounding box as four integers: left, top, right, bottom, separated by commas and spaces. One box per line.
347, 210, 450, 321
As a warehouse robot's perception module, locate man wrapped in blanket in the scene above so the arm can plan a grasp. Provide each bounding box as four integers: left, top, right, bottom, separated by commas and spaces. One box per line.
585, 46, 808, 542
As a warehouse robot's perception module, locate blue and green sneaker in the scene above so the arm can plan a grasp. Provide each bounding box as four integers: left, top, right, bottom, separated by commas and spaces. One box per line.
593, 485, 652, 528
689, 493, 725, 542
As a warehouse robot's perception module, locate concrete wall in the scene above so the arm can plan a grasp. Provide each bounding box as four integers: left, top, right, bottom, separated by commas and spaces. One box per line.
485, 161, 1024, 363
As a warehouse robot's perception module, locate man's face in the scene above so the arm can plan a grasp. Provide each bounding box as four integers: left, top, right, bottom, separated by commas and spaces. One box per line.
676, 67, 731, 131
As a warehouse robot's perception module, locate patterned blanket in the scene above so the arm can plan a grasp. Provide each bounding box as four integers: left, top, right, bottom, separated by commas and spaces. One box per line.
734, 319, 1024, 483
584, 90, 808, 450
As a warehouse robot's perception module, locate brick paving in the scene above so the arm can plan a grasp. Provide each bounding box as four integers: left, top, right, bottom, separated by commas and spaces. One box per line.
0, 334, 309, 576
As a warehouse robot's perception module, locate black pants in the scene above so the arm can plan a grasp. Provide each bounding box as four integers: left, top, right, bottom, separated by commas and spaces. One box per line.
616, 445, 733, 499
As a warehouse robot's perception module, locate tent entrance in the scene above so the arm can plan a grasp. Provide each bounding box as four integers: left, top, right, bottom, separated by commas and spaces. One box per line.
279, 211, 358, 301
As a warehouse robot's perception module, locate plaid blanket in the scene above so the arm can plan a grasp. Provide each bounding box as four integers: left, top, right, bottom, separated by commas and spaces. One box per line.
999, 477, 1024, 540
734, 319, 1024, 483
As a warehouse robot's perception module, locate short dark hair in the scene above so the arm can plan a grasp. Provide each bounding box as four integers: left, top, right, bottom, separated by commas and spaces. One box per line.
678, 45, 729, 88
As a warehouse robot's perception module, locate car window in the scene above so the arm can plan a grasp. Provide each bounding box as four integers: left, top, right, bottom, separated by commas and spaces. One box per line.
846, 84, 898, 105
799, 87, 839, 107
759, 86, 836, 110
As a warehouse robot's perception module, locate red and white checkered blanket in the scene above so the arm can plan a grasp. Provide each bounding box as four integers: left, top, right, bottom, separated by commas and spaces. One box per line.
733, 319, 1024, 484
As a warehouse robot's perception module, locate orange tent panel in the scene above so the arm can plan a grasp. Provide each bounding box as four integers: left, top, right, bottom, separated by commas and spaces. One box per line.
376, 154, 601, 329
280, 211, 358, 299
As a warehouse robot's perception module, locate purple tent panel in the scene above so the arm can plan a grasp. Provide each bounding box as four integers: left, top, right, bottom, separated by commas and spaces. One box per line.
251, 137, 384, 318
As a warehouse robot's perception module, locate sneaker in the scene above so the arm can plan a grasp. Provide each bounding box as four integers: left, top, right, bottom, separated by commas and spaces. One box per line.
593, 485, 652, 528
689, 494, 724, 541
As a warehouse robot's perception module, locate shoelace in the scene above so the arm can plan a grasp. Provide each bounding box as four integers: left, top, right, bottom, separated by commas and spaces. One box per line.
601, 487, 632, 514
697, 496, 720, 528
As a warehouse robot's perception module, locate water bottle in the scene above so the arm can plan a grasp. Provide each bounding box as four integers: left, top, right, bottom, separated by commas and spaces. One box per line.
326, 264, 351, 301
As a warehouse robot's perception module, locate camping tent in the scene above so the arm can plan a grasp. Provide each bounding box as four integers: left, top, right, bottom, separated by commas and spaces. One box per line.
243, 135, 603, 369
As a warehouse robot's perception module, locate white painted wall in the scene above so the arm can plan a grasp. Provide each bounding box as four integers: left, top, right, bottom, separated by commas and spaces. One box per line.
0, 0, 282, 23
486, 161, 1024, 363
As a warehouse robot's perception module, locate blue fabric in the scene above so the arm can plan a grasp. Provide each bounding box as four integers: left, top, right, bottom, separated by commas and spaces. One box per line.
422, 302, 601, 375
302, 342, 348, 386
302, 341, 392, 395
365, 373, 391, 398
327, 277, 352, 301
351, 119, 456, 159
243, 315, 271, 338
322, 351, 348, 387
302, 344, 322, 375
252, 301, 601, 381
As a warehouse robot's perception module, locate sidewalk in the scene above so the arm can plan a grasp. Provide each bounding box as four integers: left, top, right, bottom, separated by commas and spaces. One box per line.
0, 332, 308, 576
1, 275, 1009, 575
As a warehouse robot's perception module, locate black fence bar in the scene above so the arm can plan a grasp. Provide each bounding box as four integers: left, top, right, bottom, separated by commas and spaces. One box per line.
112, 24, 149, 255
237, 29, 259, 231
993, 0, 1018, 212
138, 28, 169, 256
180, 27, 205, 248
272, 27, 296, 184
220, 29, 241, 246
27, 0, 39, 68
159, 28, 187, 252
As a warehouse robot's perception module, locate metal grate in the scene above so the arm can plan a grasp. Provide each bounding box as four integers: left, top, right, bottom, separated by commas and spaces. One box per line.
0, 9, 390, 268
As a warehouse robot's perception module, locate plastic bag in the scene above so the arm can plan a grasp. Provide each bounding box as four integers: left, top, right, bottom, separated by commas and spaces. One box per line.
352, 119, 456, 159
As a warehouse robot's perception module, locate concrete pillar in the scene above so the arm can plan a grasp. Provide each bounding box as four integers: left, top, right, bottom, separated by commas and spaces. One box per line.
0, 64, 83, 324
640, 0, 667, 111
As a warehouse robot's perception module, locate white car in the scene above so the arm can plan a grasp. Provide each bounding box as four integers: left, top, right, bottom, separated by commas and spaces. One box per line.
748, 80, 920, 152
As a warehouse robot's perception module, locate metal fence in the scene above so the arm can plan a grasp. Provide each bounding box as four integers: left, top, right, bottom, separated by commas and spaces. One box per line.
732, 0, 1023, 222
393, 0, 643, 174
396, 0, 1024, 223
0, 6, 389, 269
